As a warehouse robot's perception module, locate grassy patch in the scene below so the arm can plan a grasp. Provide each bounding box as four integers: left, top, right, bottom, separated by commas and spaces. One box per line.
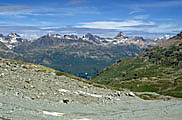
55, 71, 65, 76
174, 86, 182, 91
133, 85, 158, 92
162, 86, 182, 98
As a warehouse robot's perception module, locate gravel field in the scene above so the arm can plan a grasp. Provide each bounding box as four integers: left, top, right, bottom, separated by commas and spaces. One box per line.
1, 93, 182, 120
0, 59, 182, 120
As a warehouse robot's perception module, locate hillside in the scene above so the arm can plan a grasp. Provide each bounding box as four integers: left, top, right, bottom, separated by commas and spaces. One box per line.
12, 33, 143, 78
92, 32, 182, 98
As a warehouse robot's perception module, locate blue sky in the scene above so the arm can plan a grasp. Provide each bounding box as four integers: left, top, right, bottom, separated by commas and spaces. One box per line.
0, 0, 181, 39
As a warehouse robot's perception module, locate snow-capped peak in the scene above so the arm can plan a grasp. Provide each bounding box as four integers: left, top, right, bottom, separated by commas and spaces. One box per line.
82, 33, 105, 44
7, 32, 21, 38
114, 32, 128, 39
0, 33, 25, 49
83, 33, 95, 39
83, 33, 95, 41
46, 33, 63, 39
163, 35, 171, 40
154, 34, 171, 41
64, 35, 78, 40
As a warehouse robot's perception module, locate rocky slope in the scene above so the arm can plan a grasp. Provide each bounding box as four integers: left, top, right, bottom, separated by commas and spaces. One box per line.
92, 32, 182, 98
0, 58, 125, 103
0, 41, 27, 62
0, 41, 9, 51
0, 58, 182, 120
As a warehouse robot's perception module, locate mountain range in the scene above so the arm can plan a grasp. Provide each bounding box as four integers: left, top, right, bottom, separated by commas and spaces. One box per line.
0, 32, 172, 78
0, 32, 172, 49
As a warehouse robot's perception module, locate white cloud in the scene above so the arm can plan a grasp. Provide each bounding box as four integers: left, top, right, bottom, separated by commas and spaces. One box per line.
129, 6, 144, 15
0, 5, 29, 10
138, 1, 182, 8
148, 24, 177, 33
133, 15, 149, 20
1, 9, 60, 19
127, 1, 182, 15
0, 22, 8, 25
59, 7, 100, 16
0, 5, 100, 18
74, 20, 181, 38
76, 20, 155, 29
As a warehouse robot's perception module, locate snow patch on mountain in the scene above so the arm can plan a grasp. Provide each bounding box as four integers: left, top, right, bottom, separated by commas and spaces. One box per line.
154, 34, 171, 41
0, 33, 26, 49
